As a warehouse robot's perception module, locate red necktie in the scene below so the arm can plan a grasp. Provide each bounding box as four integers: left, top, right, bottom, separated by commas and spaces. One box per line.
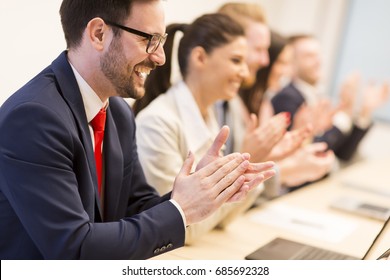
90, 108, 106, 196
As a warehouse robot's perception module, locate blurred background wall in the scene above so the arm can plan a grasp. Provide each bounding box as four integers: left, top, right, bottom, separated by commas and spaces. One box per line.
1, 0, 348, 105
1, 0, 389, 153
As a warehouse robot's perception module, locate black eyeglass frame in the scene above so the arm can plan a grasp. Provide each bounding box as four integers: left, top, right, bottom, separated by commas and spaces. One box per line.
104, 20, 167, 54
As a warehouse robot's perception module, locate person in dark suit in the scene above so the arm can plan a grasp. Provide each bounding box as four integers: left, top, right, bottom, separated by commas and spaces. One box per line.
272, 34, 388, 161
0, 0, 271, 260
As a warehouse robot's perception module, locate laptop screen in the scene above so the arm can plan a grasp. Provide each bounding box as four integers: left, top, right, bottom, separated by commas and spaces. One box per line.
363, 216, 390, 260
245, 216, 390, 260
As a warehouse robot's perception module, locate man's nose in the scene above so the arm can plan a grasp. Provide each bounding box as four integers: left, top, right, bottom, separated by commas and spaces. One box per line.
149, 44, 166, 66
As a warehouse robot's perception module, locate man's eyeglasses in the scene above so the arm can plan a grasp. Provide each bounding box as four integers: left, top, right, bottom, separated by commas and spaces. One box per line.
105, 20, 167, 54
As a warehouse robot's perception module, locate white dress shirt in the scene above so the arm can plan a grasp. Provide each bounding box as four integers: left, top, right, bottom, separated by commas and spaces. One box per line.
69, 63, 186, 226
69, 63, 106, 147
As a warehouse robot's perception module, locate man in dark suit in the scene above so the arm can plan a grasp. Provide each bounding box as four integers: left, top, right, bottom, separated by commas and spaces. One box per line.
0, 0, 273, 259
272, 35, 373, 161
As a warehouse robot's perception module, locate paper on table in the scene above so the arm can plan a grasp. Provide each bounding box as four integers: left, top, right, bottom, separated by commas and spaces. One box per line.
250, 204, 358, 243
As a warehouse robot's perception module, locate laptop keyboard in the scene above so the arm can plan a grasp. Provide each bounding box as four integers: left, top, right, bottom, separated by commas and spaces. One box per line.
292, 245, 357, 260
245, 238, 360, 260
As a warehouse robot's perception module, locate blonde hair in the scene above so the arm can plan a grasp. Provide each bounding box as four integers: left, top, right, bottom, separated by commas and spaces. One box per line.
218, 2, 267, 29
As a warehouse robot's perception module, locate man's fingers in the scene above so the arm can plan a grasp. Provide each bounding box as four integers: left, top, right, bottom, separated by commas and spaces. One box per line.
178, 151, 195, 177
261, 170, 276, 181
197, 152, 247, 178
210, 159, 250, 196
246, 161, 274, 173
211, 157, 273, 203
226, 187, 249, 203
216, 175, 246, 204
245, 168, 275, 181
225, 169, 276, 203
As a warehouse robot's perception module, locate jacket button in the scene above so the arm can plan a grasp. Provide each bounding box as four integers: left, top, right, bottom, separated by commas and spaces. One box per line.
154, 248, 160, 254
167, 243, 173, 249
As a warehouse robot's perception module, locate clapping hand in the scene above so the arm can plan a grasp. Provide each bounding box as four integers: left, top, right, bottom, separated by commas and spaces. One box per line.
172, 126, 275, 225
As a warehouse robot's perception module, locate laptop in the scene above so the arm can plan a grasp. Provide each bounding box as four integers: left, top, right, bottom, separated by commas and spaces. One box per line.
330, 196, 390, 222
245, 215, 390, 260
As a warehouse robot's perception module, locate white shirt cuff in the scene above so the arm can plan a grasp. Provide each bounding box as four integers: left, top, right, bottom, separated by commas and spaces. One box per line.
333, 111, 353, 134
354, 115, 372, 129
169, 199, 187, 229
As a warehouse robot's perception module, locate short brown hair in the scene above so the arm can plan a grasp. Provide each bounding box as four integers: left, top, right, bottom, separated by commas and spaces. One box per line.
218, 2, 267, 30
288, 34, 315, 45
60, 0, 158, 49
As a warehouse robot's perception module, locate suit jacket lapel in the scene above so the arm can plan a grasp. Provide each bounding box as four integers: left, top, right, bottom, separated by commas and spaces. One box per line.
103, 106, 124, 221
50, 51, 102, 220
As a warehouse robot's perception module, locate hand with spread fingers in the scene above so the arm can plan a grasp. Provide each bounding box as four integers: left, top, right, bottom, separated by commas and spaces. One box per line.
279, 142, 335, 187
293, 99, 336, 136
266, 124, 312, 161
240, 112, 290, 162
359, 81, 389, 120
172, 126, 275, 225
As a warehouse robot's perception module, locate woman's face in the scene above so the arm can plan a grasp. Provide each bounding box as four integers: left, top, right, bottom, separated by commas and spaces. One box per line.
268, 44, 293, 91
202, 36, 249, 100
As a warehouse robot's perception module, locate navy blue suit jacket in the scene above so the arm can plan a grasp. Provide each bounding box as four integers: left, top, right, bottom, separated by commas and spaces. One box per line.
271, 82, 370, 161
0, 52, 184, 259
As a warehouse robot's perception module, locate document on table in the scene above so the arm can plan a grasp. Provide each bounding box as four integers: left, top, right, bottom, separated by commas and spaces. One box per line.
250, 204, 358, 243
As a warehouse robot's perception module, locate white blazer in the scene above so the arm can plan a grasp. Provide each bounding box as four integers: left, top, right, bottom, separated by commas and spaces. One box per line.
136, 81, 263, 244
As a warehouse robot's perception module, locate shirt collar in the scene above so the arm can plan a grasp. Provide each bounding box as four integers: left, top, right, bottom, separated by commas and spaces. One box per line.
69, 63, 107, 122
294, 78, 320, 106
170, 81, 219, 153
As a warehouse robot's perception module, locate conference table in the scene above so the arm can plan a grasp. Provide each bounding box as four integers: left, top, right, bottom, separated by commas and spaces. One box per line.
151, 158, 390, 260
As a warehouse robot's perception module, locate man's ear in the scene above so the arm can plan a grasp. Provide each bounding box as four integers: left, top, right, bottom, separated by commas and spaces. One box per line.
86, 17, 110, 51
